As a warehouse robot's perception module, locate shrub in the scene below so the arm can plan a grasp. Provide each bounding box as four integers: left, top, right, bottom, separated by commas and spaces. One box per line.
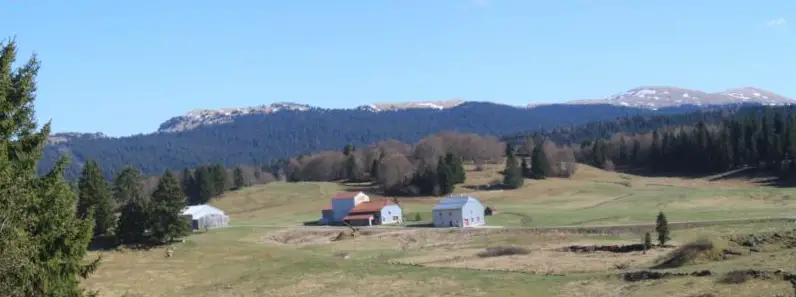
652, 237, 728, 269
644, 232, 653, 250
720, 270, 749, 284
477, 246, 531, 258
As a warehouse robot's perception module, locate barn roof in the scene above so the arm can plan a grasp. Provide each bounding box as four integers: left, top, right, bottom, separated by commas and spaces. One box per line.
432, 195, 481, 211
332, 191, 363, 200
182, 204, 225, 218
349, 200, 395, 214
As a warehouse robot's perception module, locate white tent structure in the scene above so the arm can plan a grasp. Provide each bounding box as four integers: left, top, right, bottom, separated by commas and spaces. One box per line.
182, 204, 229, 231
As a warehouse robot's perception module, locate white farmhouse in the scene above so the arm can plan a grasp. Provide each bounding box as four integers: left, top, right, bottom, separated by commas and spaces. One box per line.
432, 195, 485, 228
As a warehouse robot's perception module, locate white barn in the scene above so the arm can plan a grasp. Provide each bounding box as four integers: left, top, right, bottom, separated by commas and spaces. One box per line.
182, 204, 229, 231
432, 195, 485, 228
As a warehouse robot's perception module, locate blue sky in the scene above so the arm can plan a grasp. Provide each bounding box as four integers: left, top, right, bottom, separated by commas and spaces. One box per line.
1, 0, 793, 136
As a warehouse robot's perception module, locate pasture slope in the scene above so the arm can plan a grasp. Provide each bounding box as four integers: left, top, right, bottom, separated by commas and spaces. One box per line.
83, 164, 796, 297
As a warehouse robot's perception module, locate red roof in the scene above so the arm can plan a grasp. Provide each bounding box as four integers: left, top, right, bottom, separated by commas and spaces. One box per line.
332, 191, 362, 200
343, 214, 374, 220
349, 200, 395, 214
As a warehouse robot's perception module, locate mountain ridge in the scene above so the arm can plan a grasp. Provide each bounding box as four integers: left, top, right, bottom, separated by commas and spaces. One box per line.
153, 86, 792, 134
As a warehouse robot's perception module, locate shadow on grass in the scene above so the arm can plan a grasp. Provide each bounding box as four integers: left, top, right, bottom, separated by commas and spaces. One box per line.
89, 235, 195, 252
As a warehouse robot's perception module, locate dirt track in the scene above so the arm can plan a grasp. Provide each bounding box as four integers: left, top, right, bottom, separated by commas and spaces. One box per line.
231, 216, 796, 235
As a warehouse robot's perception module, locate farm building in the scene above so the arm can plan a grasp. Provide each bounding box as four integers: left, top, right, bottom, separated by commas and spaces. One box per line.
318, 191, 403, 226
432, 195, 485, 228
182, 204, 229, 231
343, 200, 403, 226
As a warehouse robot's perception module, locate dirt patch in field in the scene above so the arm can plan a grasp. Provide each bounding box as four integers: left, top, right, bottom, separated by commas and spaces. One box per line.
622, 269, 713, 282
727, 230, 796, 251
393, 244, 670, 274
264, 228, 375, 245
559, 243, 651, 253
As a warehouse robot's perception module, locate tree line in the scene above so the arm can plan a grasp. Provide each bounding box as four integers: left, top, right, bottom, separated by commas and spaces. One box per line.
563, 107, 796, 175
281, 131, 581, 195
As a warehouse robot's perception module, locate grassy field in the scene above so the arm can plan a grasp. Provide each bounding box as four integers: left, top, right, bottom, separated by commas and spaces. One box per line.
82, 164, 796, 297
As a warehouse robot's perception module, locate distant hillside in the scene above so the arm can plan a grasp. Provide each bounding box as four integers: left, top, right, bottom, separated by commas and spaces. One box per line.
41, 102, 707, 179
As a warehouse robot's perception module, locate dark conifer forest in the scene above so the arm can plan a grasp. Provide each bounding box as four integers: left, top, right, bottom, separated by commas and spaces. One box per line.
41, 103, 712, 180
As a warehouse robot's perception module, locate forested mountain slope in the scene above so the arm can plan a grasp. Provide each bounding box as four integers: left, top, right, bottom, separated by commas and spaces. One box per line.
42, 102, 707, 179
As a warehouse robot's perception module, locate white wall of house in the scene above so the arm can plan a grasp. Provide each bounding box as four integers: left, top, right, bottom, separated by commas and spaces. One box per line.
380, 204, 403, 224
460, 201, 485, 227
433, 209, 463, 227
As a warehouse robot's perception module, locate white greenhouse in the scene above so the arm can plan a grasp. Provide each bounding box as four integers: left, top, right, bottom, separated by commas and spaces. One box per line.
182, 204, 229, 231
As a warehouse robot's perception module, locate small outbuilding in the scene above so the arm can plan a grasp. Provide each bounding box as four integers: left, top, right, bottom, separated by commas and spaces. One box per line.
343, 200, 403, 226
432, 195, 485, 228
182, 204, 229, 231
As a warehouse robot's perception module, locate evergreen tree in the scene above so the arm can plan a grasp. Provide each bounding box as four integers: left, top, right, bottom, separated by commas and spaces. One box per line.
444, 153, 466, 184
530, 143, 550, 179
436, 158, 455, 195
210, 164, 228, 196
115, 167, 149, 245
618, 137, 629, 165
655, 211, 670, 246
643, 232, 652, 250
77, 160, 115, 236
192, 166, 215, 204
113, 166, 143, 206
181, 168, 195, 200
345, 154, 361, 182
147, 170, 190, 244
0, 40, 99, 296
502, 146, 524, 189
232, 166, 246, 190
631, 139, 641, 165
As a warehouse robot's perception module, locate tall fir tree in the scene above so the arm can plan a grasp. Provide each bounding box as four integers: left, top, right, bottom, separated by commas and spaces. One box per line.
436, 157, 455, 195
210, 164, 228, 196
502, 145, 524, 189
530, 143, 550, 179
655, 211, 670, 246
232, 166, 246, 190
180, 168, 195, 200
0, 40, 99, 296
115, 167, 149, 245
113, 167, 143, 206
345, 154, 361, 182
192, 166, 216, 204
77, 160, 115, 236
147, 170, 190, 244
444, 153, 466, 184
618, 137, 629, 165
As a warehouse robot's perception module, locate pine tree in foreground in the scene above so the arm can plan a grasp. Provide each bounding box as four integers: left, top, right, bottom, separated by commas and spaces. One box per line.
655, 211, 670, 246
0, 39, 99, 297
77, 160, 116, 236
148, 170, 190, 244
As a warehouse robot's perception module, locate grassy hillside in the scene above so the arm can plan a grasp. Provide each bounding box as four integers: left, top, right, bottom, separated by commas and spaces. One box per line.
211, 163, 796, 227
83, 165, 796, 297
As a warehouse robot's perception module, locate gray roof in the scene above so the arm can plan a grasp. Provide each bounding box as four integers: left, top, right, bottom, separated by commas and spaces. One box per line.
432, 195, 481, 211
